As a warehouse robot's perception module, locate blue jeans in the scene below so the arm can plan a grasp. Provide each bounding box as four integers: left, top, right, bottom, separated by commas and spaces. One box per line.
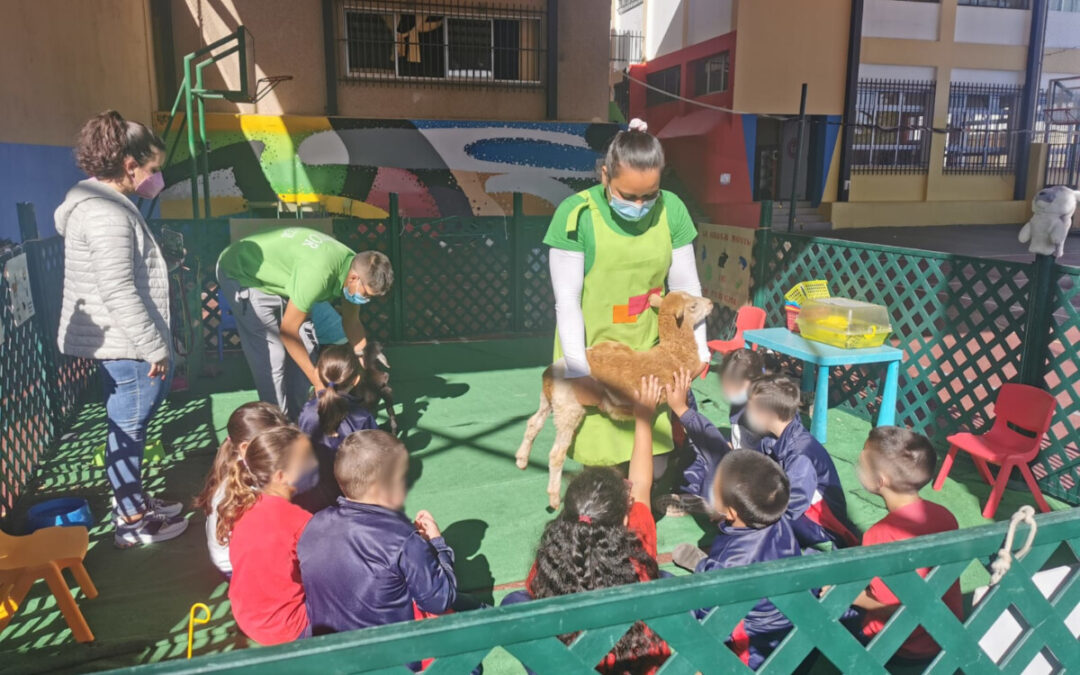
99, 358, 172, 518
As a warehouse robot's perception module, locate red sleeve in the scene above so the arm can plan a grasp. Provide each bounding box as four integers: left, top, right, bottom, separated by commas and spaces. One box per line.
862, 521, 899, 605
627, 501, 657, 559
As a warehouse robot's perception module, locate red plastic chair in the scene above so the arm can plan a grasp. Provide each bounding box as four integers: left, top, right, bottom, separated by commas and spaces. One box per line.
707, 305, 766, 357
932, 383, 1055, 519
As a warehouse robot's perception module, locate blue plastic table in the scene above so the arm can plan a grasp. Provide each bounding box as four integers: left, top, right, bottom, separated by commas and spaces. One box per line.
743, 328, 903, 443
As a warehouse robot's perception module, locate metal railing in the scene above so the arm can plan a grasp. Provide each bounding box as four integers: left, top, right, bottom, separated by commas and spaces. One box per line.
610, 30, 644, 70
944, 82, 1023, 175
852, 79, 936, 174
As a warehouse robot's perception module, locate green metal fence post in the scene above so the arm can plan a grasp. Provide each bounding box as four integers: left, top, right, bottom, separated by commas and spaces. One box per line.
752, 201, 773, 309
388, 193, 405, 343
510, 192, 524, 332
1020, 253, 1056, 386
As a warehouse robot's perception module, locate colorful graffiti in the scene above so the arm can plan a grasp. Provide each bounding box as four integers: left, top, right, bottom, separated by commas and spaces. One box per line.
158, 114, 622, 219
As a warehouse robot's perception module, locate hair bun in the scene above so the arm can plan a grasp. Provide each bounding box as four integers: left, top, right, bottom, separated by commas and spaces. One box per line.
628, 118, 648, 133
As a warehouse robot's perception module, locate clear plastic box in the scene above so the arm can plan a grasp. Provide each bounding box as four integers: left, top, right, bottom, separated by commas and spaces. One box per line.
796, 297, 892, 349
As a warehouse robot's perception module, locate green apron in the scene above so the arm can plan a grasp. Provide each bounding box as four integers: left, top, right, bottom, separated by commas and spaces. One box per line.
554, 189, 674, 466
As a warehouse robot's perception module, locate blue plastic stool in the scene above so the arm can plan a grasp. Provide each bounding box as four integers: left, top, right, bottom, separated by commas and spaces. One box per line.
25, 498, 93, 533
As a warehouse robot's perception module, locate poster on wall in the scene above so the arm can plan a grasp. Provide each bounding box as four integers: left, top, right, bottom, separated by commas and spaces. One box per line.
4, 253, 35, 327
695, 224, 754, 313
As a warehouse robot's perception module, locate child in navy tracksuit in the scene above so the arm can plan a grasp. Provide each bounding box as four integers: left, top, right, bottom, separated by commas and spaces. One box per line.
295, 344, 376, 512
297, 430, 457, 642
746, 375, 860, 548
672, 449, 803, 669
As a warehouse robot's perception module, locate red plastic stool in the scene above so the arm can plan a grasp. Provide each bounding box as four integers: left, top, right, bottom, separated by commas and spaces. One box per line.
707, 306, 766, 357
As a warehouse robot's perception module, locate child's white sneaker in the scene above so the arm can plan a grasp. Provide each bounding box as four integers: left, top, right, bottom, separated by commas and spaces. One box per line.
114, 511, 188, 548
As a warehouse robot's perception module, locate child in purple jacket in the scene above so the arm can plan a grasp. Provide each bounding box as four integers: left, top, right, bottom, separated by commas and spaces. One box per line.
295, 344, 376, 512
298, 430, 458, 641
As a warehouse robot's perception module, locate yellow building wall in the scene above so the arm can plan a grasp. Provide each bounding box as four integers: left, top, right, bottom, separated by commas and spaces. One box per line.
0, 0, 157, 145
732, 0, 850, 115
167, 0, 610, 121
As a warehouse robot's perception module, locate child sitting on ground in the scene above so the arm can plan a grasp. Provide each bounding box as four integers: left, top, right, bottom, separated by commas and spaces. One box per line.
672, 449, 801, 670
746, 375, 860, 548
194, 401, 288, 578
850, 426, 962, 660
222, 425, 318, 645
298, 430, 458, 639
719, 349, 767, 451
503, 375, 671, 675
295, 344, 377, 512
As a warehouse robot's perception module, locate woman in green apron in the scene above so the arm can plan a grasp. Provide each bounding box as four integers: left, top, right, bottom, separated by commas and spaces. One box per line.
544, 119, 710, 471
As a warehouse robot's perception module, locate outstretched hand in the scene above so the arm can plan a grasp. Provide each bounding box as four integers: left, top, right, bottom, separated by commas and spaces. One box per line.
632, 375, 664, 419
666, 367, 694, 417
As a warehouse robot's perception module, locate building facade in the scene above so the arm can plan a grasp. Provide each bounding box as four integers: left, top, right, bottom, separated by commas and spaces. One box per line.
620, 0, 1080, 228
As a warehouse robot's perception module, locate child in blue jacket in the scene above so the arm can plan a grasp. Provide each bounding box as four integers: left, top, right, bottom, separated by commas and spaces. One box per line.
745, 376, 860, 548
298, 430, 457, 640
295, 344, 376, 512
672, 449, 802, 669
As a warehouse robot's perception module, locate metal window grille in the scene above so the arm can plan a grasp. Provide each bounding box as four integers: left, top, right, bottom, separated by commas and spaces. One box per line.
944, 82, 1022, 175
1050, 0, 1080, 10
851, 79, 935, 174
958, 0, 1031, 8
609, 30, 643, 70
691, 51, 729, 97
337, 0, 544, 88
645, 65, 680, 107
1040, 89, 1080, 186
617, 0, 644, 12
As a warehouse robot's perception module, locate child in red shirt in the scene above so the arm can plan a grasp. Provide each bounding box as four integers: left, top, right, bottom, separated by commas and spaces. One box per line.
220, 425, 319, 645
852, 426, 962, 660
506, 374, 672, 675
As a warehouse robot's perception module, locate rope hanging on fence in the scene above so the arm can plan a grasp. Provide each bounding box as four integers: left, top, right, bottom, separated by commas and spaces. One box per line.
989, 505, 1038, 586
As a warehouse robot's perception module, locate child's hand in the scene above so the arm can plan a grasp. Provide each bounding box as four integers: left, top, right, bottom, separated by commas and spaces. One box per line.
414, 510, 442, 540
666, 367, 693, 417
632, 375, 663, 419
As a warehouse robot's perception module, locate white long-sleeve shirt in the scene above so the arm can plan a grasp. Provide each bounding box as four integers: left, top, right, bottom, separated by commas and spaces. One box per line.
550, 244, 709, 378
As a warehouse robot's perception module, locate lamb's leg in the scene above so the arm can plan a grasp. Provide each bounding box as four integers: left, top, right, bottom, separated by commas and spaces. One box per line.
516, 391, 552, 469
547, 381, 585, 509
382, 387, 398, 436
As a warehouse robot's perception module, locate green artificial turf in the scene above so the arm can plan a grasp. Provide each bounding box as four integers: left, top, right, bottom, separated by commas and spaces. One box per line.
0, 337, 1068, 674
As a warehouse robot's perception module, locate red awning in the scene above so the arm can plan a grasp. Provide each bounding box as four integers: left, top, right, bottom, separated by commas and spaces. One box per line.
655, 109, 727, 139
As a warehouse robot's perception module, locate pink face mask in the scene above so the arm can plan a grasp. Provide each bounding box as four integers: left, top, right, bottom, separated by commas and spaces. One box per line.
134, 171, 165, 199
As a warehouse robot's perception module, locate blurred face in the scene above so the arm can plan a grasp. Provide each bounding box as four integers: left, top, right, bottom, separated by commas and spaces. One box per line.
710, 469, 739, 524
279, 437, 318, 496
383, 454, 409, 510
602, 165, 661, 206
722, 375, 751, 406
744, 399, 778, 436
857, 444, 883, 494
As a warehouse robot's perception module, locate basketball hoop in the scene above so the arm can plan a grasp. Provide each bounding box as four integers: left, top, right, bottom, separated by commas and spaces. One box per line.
252, 76, 293, 103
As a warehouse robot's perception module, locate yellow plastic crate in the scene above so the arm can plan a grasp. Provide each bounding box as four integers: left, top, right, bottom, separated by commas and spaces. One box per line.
784, 280, 830, 306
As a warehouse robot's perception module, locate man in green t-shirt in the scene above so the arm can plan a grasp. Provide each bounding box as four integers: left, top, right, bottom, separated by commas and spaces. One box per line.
216, 226, 393, 419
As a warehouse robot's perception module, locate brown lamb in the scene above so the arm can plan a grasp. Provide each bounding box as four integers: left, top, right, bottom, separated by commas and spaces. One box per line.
515, 291, 714, 508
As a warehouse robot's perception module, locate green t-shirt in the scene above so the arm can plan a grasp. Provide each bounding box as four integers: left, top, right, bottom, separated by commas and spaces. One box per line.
542, 184, 697, 274
218, 227, 356, 313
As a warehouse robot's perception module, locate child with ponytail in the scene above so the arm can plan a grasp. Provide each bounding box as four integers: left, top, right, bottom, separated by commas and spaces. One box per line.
295, 344, 377, 512
221, 425, 318, 645
195, 402, 289, 576
503, 374, 672, 675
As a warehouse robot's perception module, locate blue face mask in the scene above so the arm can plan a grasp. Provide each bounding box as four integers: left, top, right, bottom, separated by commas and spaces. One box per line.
344, 281, 370, 305
290, 465, 320, 495
609, 194, 657, 222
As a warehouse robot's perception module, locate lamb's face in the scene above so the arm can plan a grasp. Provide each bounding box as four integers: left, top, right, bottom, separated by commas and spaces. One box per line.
654, 291, 714, 328
1032, 186, 1080, 215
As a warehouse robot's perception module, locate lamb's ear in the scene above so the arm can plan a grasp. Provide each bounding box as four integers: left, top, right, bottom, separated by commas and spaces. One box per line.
376, 352, 390, 369
648, 293, 663, 309
675, 308, 685, 328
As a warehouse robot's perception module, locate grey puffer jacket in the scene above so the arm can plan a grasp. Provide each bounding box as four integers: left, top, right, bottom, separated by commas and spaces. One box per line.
55, 179, 171, 363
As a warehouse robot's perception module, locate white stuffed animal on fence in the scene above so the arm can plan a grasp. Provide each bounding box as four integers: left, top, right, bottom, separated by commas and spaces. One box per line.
1018, 185, 1079, 258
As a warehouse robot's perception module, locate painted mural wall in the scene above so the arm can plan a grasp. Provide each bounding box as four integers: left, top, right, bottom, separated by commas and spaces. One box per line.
159, 114, 622, 218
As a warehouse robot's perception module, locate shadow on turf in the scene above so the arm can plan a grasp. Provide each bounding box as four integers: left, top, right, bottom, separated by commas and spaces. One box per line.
442, 519, 494, 604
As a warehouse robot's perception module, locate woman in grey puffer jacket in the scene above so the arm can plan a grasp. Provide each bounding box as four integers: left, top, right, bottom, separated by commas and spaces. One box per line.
56, 111, 187, 547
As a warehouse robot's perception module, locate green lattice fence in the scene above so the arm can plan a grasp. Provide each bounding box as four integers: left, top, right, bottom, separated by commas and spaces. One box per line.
106, 508, 1080, 675
1039, 264, 1080, 503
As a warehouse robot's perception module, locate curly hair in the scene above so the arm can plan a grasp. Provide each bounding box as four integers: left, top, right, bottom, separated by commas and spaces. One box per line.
74, 110, 164, 180
214, 425, 304, 546
193, 402, 288, 518
529, 468, 664, 670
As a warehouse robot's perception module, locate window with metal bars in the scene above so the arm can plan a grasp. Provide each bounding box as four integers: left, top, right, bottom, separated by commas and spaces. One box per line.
851, 79, 935, 174
944, 82, 1022, 174
691, 52, 729, 97
646, 66, 680, 107
338, 1, 543, 86
958, 0, 1030, 8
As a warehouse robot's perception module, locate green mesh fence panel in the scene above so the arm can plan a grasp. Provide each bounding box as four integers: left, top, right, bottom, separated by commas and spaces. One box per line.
332, 219, 394, 344
756, 231, 1031, 448
102, 508, 1080, 675
519, 216, 555, 333
1038, 264, 1080, 503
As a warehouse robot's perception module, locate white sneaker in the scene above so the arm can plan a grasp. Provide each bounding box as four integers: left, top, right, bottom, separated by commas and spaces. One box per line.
112, 495, 184, 519
114, 511, 189, 548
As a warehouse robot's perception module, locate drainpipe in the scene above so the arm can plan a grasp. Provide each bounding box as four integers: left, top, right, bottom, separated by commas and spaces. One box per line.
322, 0, 338, 116
1015, 0, 1049, 199
546, 0, 559, 119
836, 0, 864, 202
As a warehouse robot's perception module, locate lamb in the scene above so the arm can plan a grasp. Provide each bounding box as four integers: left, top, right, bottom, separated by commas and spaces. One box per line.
515, 291, 714, 508
357, 340, 399, 436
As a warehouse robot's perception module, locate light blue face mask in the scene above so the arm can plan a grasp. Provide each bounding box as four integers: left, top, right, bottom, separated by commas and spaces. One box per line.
344, 280, 370, 305
609, 193, 657, 222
